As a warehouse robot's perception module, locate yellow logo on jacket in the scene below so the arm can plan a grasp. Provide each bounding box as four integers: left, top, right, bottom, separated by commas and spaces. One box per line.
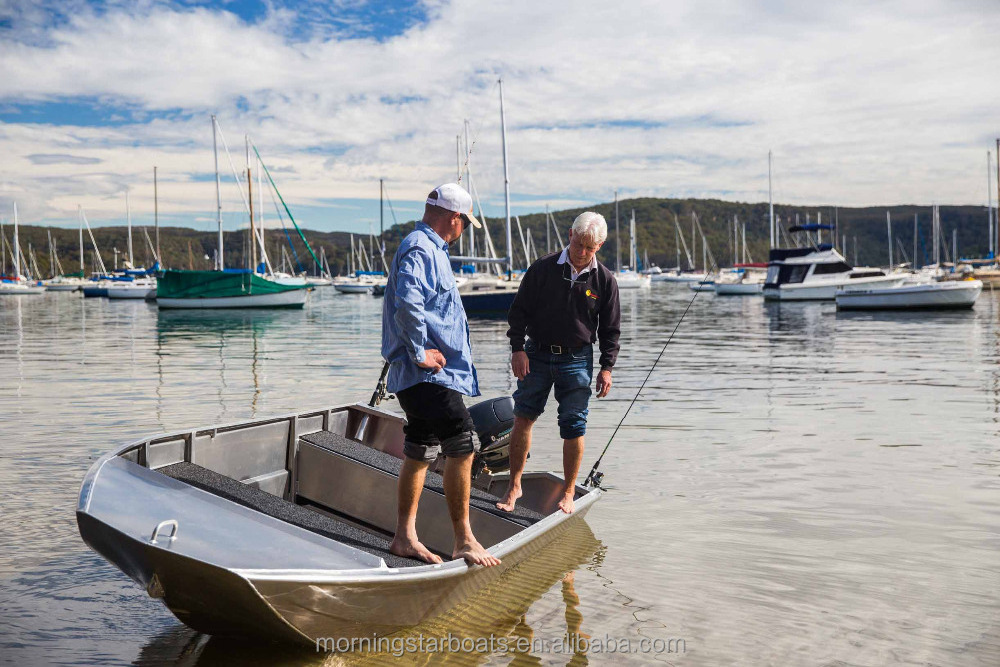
585, 289, 598, 300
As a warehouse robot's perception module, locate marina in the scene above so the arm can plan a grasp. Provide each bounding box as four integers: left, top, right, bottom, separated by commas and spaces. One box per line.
2, 0, 1000, 663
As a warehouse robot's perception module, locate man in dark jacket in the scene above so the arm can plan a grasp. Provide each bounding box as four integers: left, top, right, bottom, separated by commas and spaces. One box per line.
498, 211, 621, 514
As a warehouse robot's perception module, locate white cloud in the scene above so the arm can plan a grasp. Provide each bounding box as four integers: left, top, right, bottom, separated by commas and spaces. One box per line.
0, 0, 998, 232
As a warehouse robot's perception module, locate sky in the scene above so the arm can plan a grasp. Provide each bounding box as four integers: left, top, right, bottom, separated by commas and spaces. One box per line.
0, 0, 998, 235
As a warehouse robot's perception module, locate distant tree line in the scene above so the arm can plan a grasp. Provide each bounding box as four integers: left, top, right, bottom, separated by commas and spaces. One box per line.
4, 198, 993, 277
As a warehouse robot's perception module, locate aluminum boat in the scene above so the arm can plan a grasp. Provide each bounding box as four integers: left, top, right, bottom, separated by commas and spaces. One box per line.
76, 398, 602, 645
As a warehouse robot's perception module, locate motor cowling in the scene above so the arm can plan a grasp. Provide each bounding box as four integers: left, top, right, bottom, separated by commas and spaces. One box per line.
468, 396, 515, 475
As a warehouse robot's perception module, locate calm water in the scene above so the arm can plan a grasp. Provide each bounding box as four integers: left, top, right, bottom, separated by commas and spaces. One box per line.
1, 286, 998, 666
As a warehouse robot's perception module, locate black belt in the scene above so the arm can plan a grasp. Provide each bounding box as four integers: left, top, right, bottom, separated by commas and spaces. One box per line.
531, 340, 587, 355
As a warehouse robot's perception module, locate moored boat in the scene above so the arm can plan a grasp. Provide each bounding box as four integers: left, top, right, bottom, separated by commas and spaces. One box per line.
0, 279, 46, 295
763, 225, 901, 301
835, 279, 983, 310
156, 270, 308, 309
76, 398, 602, 644
107, 279, 157, 300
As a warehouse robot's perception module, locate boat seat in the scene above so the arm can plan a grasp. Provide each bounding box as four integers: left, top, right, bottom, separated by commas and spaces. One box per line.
298, 430, 546, 528
158, 462, 426, 569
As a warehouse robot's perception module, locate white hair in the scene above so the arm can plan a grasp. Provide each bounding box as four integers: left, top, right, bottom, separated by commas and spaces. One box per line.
571, 211, 608, 244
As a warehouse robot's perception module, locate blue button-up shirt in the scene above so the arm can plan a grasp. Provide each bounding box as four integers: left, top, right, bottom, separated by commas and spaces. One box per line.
381, 223, 480, 397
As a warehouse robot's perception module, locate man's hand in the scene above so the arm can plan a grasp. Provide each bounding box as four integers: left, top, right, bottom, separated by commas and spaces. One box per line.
596, 369, 612, 398
417, 349, 447, 373
511, 351, 530, 380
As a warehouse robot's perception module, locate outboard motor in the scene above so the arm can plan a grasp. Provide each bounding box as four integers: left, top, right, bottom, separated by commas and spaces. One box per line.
468, 396, 515, 478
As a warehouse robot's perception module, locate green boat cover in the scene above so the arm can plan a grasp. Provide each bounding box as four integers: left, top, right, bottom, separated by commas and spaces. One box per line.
157, 270, 305, 299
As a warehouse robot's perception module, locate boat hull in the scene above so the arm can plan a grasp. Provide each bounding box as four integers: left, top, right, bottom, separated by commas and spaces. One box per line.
0, 283, 46, 295
715, 281, 763, 295
332, 283, 374, 294
107, 285, 157, 299
835, 280, 983, 310
45, 283, 82, 292
459, 288, 517, 315
247, 502, 596, 643
655, 273, 706, 283
157, 290, 307, 309
764, 275, 901, 301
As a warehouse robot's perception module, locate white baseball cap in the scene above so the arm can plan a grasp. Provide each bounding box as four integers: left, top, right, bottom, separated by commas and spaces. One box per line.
426, 182, 482, 228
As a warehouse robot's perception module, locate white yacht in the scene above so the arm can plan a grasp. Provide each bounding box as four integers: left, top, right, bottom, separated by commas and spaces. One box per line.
715, 265, 767, 295
106, 279, 157, 300
835, 278, 983, 310
615, 269, 651, 289
763, 227, 900, 301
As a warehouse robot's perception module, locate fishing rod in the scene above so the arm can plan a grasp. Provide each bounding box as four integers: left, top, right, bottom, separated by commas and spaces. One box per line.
583, 262, 720, 489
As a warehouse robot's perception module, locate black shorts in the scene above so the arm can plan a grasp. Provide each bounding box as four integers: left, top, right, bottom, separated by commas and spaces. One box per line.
395, 383, 478, 462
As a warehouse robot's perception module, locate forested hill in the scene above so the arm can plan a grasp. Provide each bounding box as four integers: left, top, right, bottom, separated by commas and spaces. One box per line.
7, 198, 993, 277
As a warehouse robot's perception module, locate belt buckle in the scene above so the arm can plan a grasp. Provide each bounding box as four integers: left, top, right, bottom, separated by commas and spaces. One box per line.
550, 344, 563, 354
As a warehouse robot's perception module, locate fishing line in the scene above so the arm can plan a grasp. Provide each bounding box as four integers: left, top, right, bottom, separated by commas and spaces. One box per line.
583, 260, 719, 488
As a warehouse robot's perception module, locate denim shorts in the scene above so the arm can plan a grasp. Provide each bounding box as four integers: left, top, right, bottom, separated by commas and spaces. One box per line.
512, 340, 594, 439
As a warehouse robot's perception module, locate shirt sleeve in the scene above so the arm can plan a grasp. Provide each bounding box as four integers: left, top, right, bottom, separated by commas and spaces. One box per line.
597, 271, 621, 370
393, 247, 432, 364
506, 264, 536, 353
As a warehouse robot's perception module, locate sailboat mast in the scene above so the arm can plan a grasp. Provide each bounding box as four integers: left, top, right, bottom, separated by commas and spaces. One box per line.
126, 190, 134, 266
79, 208, 84, 276
768, 150, 775, 249
614, 191, 620, 272
464, 120, 475, 263
153, 166, 160, 266
212, 115, 224, 271
498, 78, 513, 279
246, 135, 256, 272
12, 202, 20, 279
886, 211, 893, 268
630, 209, 637, 270
996, 139, 1000, 260
675, 220, 680, 270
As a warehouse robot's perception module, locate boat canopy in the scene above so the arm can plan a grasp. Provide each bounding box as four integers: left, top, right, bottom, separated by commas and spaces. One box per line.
768, 246, 835, 262
157, 269, 306, 299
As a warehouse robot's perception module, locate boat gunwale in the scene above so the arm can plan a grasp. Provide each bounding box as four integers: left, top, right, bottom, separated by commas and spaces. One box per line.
78, 402, 404, 513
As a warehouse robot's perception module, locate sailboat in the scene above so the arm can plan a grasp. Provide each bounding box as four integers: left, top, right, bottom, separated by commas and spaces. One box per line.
107, 192, 157, 300
613, 209, 651, 289
657, 212, 707, 283
0, 203, 46, 295
156, 118, 309, 309
44, 227, 86, 292
457, 79, 520, 315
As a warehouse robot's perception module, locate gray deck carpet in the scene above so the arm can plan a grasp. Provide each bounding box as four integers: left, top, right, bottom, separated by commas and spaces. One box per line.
158, 461, 426, 568
299, 430, 547, 527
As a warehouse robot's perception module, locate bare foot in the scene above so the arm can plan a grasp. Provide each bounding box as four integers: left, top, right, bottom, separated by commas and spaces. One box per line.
496, 485, 522, 513
454, 539, 501, 567
390, 536, 443, 564
557, 492, 575, 514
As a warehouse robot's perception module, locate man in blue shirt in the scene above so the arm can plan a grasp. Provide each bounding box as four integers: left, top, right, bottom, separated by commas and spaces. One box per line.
381, 182, 500, 568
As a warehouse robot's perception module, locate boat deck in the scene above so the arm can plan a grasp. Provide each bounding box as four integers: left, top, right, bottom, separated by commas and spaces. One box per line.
157, 430, 545, 569
160, 462, 425, 568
